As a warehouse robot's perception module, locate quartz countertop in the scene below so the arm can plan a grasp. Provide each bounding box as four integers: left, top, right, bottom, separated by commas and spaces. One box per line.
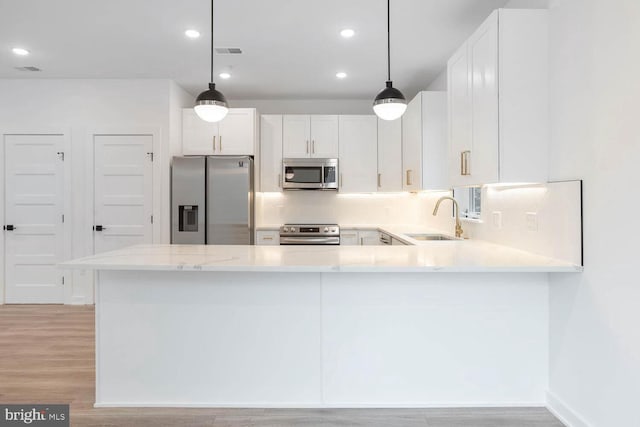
61, 240, 582, 273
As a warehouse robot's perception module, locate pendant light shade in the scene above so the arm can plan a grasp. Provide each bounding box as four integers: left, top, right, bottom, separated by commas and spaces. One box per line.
373, 81, 407, 121
195, 83, 229, 122
373, 0, 407, 121
194, 0, 229, 123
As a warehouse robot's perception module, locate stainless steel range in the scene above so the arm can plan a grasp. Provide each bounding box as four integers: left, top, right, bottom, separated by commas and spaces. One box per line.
279, 224, 340, 245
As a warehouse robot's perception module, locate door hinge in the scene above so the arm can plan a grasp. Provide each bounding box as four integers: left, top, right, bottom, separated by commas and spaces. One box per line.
150, 215, 154, 224
61, 276, 65, 285
147, 152, 154, 162
57, 151, 65, 161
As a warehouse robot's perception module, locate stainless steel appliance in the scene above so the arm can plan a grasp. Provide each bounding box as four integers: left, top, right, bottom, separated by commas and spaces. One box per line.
279, 224, 340, 245
282, 158, 338, 190
171, 156, 254, 245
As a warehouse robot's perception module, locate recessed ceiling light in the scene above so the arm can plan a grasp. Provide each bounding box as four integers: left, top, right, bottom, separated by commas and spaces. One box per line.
12, 47, 29, 56
185, 29, 200, 39
336, 72, 348, 79
219, 72, 231, 79
340, 29, 355, 38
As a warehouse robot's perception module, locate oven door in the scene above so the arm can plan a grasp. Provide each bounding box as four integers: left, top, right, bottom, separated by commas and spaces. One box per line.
282, 164, 324, 190
279, 236, 340, 245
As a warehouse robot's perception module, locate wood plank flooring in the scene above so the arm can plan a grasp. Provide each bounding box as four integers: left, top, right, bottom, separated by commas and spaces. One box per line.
0, 305, 565, 426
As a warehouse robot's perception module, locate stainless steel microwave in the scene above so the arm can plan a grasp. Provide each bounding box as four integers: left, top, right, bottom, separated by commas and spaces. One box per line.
282, 158, 338, 190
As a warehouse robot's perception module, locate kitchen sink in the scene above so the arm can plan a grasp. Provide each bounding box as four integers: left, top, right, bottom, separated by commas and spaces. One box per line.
405, 233, 458, 241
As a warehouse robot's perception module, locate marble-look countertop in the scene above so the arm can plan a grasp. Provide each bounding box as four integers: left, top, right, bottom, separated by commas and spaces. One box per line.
62, 240, 582, 273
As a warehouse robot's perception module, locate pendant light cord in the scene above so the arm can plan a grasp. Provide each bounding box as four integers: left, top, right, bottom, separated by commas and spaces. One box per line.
210, 0, 214, 83
387, 0, 391, 81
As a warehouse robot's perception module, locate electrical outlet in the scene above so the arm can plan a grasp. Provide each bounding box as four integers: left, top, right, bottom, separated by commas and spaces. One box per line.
492, 211, 502, 229
526, 212, 538, 231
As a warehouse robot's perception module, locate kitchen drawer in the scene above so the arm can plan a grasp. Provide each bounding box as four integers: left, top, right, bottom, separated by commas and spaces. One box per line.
256, 230, 279, 246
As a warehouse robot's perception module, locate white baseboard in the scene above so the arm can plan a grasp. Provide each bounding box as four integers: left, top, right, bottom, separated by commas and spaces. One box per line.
95, 401, 547, 409
68, 295, 89, 305
547, 391, 592, 427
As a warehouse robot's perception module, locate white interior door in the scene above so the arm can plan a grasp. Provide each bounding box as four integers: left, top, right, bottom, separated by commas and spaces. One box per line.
94, 135, 153, 254
4, 134, 65, 303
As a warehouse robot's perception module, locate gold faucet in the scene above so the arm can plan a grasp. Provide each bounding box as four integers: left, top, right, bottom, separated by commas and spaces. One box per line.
433, 196, 463, 238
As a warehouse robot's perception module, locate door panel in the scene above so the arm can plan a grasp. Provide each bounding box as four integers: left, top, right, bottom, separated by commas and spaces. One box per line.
310, 115, 339, 158
338, 116, 378, 193
218, 109, 255, 155
94, 135, 153, 254
4, 134, 65, 303
283, 115, 310, 157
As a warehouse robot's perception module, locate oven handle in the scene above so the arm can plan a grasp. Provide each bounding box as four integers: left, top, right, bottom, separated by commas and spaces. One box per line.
279, 236, 340, 245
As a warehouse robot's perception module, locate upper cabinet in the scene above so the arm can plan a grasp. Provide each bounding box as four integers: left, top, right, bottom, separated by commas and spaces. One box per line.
260, 115, 283, 192
377, 118, 403, 192
338, 116, 378, 193
182, 108, 256, 156
283, 115, 339, 158
448, 9, 549, 186
401, 91, 448, 191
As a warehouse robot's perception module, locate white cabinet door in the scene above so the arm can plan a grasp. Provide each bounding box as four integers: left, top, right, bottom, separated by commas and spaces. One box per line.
421, 92, 448, 190
340, 229, 359, 246
310, 115, 339, 158
94, 135, 153, 254
338, 116, 378, 193
448, 42, 474, 187
402, 95, 422, 191
377, 118, 402, 192
4, 134, 65, 303
182, 108, 217, 155
218, 108, 255, 155
256, 230, 279, 245
359, 230, 380, 246
469, 11, 499, 185
260, 115, 283, 192
283, 115, 311, 157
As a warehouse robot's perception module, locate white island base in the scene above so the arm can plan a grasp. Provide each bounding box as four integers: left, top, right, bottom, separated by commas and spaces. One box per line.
95, 270, 549, 408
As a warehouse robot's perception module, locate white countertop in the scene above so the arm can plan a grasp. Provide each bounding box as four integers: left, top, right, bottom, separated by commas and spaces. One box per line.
62, 240, 582, 273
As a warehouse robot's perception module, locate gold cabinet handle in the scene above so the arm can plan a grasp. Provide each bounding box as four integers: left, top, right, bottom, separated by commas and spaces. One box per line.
312, 140, 316, 154
461, 150, 471, 175
340, 173, 343, 188
460, 151, 464, 175
306, 140, 309, 154
278, 174, 281, 188
219, 135, 222, 152
263, 236, 273, 241
377, 173, 382, 188
406, 169, 413, 186
360, 237, 364, 245
213, 135, 216, 152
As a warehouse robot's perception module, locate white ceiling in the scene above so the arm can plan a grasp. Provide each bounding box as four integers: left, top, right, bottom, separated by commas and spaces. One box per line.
0, 0, 508, 100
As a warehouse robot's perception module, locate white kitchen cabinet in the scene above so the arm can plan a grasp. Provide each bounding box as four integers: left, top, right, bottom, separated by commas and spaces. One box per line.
340, 229, 381, 246
448, 9, 548, 186
340, 229, 360, 246
256, 230, 279, 245
182, 108, 256, 155
338, 116, 378, 193
282, 115, 339, 158
377, 118, 403, 192
260, 115, 283, 192
359, 230, 381, 246
401, 91, 448, 191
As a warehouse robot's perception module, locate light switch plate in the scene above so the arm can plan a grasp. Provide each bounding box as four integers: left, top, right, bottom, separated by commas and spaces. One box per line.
526, 212, 538, 231
492, 211, 502, 229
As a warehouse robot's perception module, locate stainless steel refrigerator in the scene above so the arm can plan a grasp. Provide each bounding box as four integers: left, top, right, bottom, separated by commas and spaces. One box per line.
171, 156, 254, 245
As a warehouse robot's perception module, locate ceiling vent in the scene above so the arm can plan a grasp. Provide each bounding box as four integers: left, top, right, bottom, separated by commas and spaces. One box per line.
14, 66, 41, 72
215, 47, 243, 55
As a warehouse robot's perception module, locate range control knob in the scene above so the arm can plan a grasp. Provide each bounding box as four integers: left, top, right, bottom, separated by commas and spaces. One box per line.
324, 227, 329, 233
283, 227, 289, 232
290, 227, 296, 233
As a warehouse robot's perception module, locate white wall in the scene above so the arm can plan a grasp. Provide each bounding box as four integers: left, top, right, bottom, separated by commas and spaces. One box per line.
0, 78, 182, 303
546, 1, 640, 426
426, 69, 447, 91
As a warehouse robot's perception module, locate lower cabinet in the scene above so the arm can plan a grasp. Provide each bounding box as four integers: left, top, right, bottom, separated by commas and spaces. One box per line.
256, 230, 279, 245
340, 229, 381, 246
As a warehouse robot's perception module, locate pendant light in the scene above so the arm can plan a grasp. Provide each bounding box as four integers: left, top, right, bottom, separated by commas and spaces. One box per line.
194, 0, 229, 122
373, 0, 407, 121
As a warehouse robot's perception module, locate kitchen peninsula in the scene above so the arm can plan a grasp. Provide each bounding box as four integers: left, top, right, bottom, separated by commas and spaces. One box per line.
64, 240, 580, 408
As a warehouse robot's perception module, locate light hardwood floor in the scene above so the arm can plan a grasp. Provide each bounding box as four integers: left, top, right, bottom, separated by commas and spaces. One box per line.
0, 305, 565, 426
